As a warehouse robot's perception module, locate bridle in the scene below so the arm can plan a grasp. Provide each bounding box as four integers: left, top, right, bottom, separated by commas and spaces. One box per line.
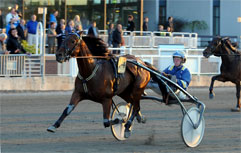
61, 33, 114, 60
63, 33, 81, 60
209, 39, 222, 54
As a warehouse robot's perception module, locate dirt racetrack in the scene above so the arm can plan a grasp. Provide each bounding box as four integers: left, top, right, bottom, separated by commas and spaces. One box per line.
1, 87, 241, 153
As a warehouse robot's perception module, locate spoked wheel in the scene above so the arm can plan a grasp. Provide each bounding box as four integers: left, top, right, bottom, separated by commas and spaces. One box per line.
181, 107, 205, 148
111, 102, 133, 141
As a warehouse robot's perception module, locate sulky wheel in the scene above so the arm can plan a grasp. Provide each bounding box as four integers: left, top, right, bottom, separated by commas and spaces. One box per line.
111, 102, 133, 141
181, 107, 205, 148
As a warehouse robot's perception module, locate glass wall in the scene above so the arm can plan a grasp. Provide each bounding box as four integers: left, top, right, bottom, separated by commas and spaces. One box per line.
66, 0, 105, 30
1, 0, 141, 30
106, 3, 139, 30
23, 0, 65, 27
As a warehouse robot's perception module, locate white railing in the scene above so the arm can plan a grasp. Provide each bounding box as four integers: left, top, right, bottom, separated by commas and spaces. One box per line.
0, 48, 221, 77
0, 55, 41, 77
92, 30, 198, 48
68, 47, 220, 77
0, 55, 25, 76
36, 22, 43, 55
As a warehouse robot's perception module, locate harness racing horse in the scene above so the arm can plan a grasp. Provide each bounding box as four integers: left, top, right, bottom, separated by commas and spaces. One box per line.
203, 37, 241, 112
47, 32, 151, 137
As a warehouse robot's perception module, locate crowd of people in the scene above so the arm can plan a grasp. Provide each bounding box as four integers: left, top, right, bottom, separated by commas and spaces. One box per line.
0, 6, 190, 95
0, 4, 175, 55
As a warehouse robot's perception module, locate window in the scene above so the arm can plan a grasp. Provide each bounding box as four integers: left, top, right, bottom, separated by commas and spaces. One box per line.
213, 0, 220, 36
159, 0, 166, 29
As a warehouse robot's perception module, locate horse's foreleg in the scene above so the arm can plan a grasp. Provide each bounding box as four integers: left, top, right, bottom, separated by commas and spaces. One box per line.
47, 91, 82, 133
102, 99, 112, 128
209, 75, 226, 99
231, 83, 241, 112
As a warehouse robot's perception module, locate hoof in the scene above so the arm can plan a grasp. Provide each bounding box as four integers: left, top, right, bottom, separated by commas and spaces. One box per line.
103, 121, 110, 128
231, 107, 240, 112
136, 115, 146, 124
124, 129, 131, 138
47, 125, 56, 133
209, 93, 215, 99
111, 118, 120, 125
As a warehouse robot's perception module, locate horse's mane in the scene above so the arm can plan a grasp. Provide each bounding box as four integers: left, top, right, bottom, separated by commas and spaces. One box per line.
82, 36, 110, 56
223, 38, 241, 54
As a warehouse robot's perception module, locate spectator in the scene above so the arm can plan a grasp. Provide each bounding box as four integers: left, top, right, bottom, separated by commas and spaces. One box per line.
6, 8, 19, 26
65, 20, 75, 34
0, 33, 10, 54
0, 10, 3, 29
112, 24, 123, 54
7, 28, 26, 54
87, 21, 99, 37
16, 19, 26, 40
74, 15, 82, 27
81, 12, 89, 30
49, 10, 58, 28
75, 24, 82, 33
166, 26, 172, 36
156, 24, 166, 36
165, 16, 174, 32
143, 17, 149, 31
47, 22, 57, 54
14, 4, 22, 18
56, 19, 65, 34
56, 24, 67, 50
6, 18, 16, 35
26, 14, 38, 45
107, 23, 114, 47
126, 15, 135, 32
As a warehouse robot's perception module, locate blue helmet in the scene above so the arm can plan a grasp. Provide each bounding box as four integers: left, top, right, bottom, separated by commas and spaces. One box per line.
173, 51, 186, 63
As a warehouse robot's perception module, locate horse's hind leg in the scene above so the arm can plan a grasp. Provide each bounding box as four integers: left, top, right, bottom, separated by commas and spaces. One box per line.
47, 91, 82, 132
120, 92, 143, 138
231, 82, 241, 112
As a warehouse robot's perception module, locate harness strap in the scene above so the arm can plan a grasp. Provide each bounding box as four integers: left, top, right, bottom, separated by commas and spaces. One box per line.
77, 63, 100, 93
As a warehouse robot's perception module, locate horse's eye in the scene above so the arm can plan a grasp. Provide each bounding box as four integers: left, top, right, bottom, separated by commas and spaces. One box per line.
72, 41, 75, 44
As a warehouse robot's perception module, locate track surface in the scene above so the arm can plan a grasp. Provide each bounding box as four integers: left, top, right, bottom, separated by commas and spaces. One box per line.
1, 87, 241, 153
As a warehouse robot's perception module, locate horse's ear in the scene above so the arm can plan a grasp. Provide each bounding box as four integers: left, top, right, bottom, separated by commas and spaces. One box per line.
78, 31, 84, 37
222, 37, 229, 41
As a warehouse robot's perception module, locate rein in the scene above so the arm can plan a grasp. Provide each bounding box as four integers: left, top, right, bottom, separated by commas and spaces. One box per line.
74, 56, 114, 59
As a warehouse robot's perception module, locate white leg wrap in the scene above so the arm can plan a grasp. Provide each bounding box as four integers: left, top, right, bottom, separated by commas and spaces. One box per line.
67, 104, 74, 115
103, 119, 109, 123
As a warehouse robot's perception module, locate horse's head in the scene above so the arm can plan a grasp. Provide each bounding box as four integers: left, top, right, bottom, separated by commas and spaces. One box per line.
56, 32, 83, 63
203, 37, 224, 58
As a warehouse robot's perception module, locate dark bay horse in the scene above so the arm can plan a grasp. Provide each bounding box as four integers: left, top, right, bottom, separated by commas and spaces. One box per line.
203, 37, 241, 112
47, 32, 151, 137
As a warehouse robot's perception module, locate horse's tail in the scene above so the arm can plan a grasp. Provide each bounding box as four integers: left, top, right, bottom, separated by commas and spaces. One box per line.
144, 62, 161, 79
144, 62, 169, 101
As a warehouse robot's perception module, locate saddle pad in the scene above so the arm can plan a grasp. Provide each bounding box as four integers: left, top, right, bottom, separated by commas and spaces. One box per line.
118, 57, 127, 74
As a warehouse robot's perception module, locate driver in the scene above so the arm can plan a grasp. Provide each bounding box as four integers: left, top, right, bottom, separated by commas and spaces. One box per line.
146, 50, 191, 100
163, 50, 191, 91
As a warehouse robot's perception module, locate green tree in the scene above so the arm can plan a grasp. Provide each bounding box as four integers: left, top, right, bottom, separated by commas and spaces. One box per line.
186, 20, 208, 32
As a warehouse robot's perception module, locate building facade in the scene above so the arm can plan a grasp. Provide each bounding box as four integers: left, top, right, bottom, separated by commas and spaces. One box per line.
1, 0, 240, 37
145, 0, 241, 38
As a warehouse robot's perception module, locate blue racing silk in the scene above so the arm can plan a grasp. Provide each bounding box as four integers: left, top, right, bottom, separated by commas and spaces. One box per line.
163, 65, 191, 90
